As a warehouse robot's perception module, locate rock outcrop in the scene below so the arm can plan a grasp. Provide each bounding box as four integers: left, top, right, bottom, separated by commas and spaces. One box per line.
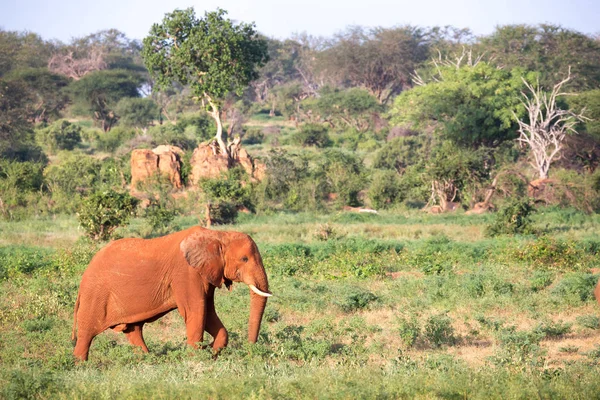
188, 142, 265, 186
130, 146, 183, 194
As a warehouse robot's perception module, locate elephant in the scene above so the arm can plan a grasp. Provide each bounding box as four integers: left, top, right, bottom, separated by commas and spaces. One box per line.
71, 226, 271, 361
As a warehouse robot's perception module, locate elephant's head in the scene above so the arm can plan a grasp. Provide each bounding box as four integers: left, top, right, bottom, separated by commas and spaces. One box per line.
180, 230, 271, 343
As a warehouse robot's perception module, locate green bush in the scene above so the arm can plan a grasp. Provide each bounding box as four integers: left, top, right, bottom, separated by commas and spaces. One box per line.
147, 124, 196, 150
177, 112, 215, 142
242, 127, 265, 145
336, 289, 377, 313
424, 313, 456, 348
205, 202, 238, 225
77, 190, 138, 240
144, 199, 177, 237
529, 270, 554, 292
368, 170, 402, 209
96, 126, 136, 153
486, 198, 536, 236
293, 123, 331, 148
533, 321, 572, 338
552, 272, 599, 303
35, 119, 81, 153
493, 329, 545, 367
576, 315, 600, 330
398, 317, 420, 348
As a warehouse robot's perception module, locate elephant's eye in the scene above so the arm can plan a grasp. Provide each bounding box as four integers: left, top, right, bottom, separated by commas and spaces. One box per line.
241, 256, 249, 262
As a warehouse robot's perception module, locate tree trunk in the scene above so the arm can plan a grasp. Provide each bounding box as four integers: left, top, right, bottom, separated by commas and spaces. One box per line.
205, 94, 228, 156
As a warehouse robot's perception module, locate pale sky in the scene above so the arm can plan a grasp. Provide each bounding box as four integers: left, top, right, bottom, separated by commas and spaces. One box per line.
0, 0, 598, 42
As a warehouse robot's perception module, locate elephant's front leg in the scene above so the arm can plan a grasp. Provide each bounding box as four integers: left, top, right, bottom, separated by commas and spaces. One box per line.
205, 286, 228, 350
176, 300, 207, 348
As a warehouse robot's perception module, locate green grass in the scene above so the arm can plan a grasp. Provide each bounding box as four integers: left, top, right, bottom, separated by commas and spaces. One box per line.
2, 207, 600, 398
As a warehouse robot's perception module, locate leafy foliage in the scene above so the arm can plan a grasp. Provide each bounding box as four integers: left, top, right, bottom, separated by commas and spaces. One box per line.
35, 120, 82, 153
293, 123, 331, 148
390, 63, 532, 147
486, 198, 536, 236
77, 190, 138, 240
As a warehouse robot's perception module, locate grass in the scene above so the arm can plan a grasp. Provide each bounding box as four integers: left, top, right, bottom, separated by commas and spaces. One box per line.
2, 207, 600, 398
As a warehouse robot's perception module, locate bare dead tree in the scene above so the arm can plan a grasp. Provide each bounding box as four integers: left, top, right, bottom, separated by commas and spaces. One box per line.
47, 47, 107, 80
514, 67, 589, 180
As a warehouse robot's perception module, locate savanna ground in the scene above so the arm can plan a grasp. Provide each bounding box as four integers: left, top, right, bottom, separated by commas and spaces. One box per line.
2, 208, 600, 399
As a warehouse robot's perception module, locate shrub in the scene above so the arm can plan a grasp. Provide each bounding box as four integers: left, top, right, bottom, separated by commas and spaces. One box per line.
77, 190, 138, 240
552, 272, 599, 303
424, 313, 456, 348
147, 124, 196, 150
205, 202, 238, 225
144, 199, 177, 236
529, 270, 554, 292
35, 119, 81, 153
486, 198, 536, 236
398, 317, 420, 348
576, 315, 600, 330
293, 123, 331, 148
368, 170, 402, 209
337, 289, 377, 313
177, 112, 215, 142
96, 126, 136, 153
242, 127, 265, 145
533, 321, 572, 338
493, 329, 545, 367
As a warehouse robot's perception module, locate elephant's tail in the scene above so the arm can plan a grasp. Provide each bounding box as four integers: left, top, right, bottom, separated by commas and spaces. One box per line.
71, 292, 81, 346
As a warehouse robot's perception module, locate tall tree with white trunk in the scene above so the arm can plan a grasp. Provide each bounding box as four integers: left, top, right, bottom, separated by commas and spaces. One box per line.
515, 68, 588, 180
142, 8, 268, 158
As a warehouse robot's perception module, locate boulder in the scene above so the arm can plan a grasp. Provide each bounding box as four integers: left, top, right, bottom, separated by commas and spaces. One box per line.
188, 144, 230, 186
130, 146, 183, 194
130, 149, 159, 192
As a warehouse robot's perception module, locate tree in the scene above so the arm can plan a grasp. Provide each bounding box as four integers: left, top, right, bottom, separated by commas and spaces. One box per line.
0, 79, 43, 161
479, 24, 600, 91
320, 26, 429, 104
69, 69, 144, 131
0, 30, 53, 77
390, 62, 532, 147
515, 69, 589, 179
302, 87, 380, 132
6, 68, 70, 123
142, 8, 268, 157
115, 97, 159, 132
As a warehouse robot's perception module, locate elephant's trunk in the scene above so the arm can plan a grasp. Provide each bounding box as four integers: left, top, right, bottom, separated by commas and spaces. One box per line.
245, 267, 270, 343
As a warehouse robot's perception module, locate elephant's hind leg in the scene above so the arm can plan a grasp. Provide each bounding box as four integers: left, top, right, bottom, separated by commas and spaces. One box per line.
73, 331, 95, 361
123, 323, 149, 352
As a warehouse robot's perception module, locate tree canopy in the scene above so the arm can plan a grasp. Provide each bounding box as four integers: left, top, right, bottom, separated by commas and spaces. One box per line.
142, 8, 268, 155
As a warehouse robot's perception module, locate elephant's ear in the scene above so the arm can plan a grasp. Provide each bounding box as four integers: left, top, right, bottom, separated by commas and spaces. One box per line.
180, 232, 224, 287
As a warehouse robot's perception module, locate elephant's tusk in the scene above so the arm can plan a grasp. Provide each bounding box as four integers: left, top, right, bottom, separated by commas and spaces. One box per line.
249, 285, 272, 297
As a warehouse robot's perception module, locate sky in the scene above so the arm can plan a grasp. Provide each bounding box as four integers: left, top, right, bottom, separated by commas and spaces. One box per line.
0, 0, 598, 42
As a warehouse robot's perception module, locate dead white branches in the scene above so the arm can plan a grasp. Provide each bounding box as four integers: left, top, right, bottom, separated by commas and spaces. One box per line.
514, 67, 589, 179
412, 47, 487, 86
48, 47, 107, 80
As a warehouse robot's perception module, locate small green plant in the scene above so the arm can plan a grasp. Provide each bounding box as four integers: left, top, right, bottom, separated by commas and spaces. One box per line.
529, 270, 554, 291
263, 307, 281, 323
493, 329, 545, 367
337, 289, 378, 313
552, 272, 599, 303
398, 317, 420, 348
486, 198, 536, 236
533, 321, 572, 338
576, 314, 600, 330
77, 190, 138, 241
424, 313, 456, 348
558, 345, 579, 353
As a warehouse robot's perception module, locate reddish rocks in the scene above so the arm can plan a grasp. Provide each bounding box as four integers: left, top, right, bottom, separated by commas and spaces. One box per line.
130, 146, 183, 194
